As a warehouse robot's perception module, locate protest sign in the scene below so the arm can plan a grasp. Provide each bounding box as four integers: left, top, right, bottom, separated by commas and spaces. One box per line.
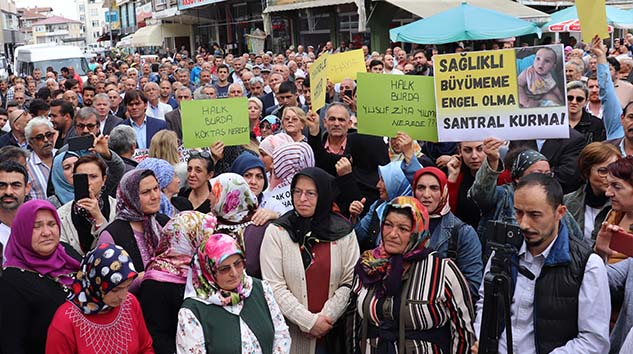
356, 72, 438, 141
577, 0, 610, 39
181, 97, 250, 148
311, 54, 328, 112
327, 49, 366, 84
434, 45, 569, 142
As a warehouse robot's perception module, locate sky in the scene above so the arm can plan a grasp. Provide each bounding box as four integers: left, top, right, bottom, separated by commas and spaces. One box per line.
15, 0, 79, 21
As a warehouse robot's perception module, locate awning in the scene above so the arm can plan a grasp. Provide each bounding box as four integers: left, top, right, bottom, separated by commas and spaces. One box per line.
263, 0, 354, 14
384, 0, 550, 23
131, 24, 191, 47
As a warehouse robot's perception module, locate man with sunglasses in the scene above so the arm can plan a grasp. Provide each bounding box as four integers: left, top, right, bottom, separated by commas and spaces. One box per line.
0, 109, 32, 149
566, 80, 606, 145
25, 118, 56, 200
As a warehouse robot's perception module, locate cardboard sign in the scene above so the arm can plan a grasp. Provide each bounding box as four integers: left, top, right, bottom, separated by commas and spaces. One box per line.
181, 98, 250, 148
577, 0, 610, 39
327, 49, 367, 84
356, 73, 438, 141
434, 45, 569, 142
311, 53, 328, 112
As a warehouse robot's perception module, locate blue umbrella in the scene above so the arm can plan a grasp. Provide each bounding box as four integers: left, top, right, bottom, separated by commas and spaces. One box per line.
542, 5, 633, 31
389, 3, 542, 44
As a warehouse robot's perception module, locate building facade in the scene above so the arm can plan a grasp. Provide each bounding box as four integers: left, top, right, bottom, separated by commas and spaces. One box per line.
0, 0, 22, 58
17, 6, 52, 46
78, 0, 108, 46
31, 15, 84, 46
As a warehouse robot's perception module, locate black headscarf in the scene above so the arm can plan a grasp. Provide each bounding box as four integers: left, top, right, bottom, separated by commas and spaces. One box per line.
273, 167, 352, 269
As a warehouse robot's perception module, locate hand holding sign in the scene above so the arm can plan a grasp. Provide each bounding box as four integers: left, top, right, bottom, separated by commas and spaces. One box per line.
210, 141, 225, 163
590, 35, 608, 64
306, 111, 320, 137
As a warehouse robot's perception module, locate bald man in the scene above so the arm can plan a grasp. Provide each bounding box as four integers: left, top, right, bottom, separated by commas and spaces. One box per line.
0, 109, 32, 148
144, 82, 173, 120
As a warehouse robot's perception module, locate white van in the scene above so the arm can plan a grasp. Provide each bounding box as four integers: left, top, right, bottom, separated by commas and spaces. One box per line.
14, 44, 90, 82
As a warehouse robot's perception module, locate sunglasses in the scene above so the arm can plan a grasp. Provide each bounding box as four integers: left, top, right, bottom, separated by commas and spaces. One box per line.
567, 95, 586, 103
76, 122, 98, 130
31, 131, 55, 142
189, 150, 212, 161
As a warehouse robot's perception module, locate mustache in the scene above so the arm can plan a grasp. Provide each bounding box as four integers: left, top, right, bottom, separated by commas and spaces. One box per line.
0, 194, 17, 200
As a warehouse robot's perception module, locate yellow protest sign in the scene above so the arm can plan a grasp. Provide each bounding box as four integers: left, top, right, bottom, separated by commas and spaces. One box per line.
434, 45, 569, 142
327, 49, 366, 84
310, 53, 328, 112
577, 0, 609, 40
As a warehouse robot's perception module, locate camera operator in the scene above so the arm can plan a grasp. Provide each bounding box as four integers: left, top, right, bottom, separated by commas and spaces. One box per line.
472, 173, 610, 354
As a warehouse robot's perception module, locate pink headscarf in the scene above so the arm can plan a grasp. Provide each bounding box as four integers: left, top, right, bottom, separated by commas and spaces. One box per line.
258, 133, 294, 157
4, 200, 80, 285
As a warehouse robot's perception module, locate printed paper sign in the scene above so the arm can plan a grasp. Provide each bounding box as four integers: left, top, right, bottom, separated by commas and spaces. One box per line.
181, 98, 250, 148
434, 45, 569, 142
311, 54, 328, 112
327, 49, 367, 84
577, 0, 610, 39
356, 73, 438, 141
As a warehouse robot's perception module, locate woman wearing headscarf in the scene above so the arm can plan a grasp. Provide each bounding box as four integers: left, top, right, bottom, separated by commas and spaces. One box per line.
261, 142, 315, 215
139, 211, 217, 354
260, 167, 360, 354
0, 200, 81, 354
137, 158, 184, 217
258, 114, 282, 141
176, 233, 291, 354
98, 169, 163, 293
258, 133, 294, 174
46, 243, 154, 354
231, 151, 285, 222
353, 196, 475, 354
350, 161, 413, 252
48, 151, 80, 208
410, 167, 482, 301
58, 155, 117, 256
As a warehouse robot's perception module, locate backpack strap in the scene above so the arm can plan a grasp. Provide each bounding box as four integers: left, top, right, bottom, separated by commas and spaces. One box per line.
447, 219, 463, 262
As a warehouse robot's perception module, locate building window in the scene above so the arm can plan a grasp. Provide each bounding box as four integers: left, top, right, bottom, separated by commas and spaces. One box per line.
90, 9, 98, 16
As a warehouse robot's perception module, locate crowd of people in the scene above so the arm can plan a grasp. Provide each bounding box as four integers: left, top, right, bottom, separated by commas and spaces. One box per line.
0, 31, 632, 354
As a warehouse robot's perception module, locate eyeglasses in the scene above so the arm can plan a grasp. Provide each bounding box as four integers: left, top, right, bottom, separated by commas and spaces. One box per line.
76, 122, 98, 130
189, 150, 212, 161
567, 95, 586, 103
596, 167, 609, 177
31, 131, 55, 142
292, 188, 318, 200
214, 258, 244, 275
177, 95, 191, 99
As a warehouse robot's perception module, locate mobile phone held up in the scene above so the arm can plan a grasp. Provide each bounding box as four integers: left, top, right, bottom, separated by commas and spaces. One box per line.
68, 135, 94, 152
610, 230, 633, 257
74, 173, 90, 201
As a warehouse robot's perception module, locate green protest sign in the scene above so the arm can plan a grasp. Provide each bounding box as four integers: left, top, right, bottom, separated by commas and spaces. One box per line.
356, 73, 438, 142
181, 98, 250, 148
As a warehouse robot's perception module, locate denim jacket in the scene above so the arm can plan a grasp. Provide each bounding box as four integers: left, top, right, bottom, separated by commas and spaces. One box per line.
429, 211, 483, 301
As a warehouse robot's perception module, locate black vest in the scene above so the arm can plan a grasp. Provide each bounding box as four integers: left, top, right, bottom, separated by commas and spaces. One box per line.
534, 235, 592, 354
104, 219, 144, 272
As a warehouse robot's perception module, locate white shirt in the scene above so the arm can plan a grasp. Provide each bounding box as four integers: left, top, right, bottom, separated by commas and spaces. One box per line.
145, 101, 173, 120
0, 222, 9, 264
474, 234, 611, 354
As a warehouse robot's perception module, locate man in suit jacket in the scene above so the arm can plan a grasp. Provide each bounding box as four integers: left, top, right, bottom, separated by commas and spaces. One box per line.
264, 81, 308, 118
259, 72, 284, 113
93, 93, 123, 136
510, 126, 586, 194
107, 89, 127, 119
120, 90, 166, 149
165, 86, 193, 142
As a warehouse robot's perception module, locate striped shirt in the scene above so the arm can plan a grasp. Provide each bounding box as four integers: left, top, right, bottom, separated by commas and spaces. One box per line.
28, 149, 56, 200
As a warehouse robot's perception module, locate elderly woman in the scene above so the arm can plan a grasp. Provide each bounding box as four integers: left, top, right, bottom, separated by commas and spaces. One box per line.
353, 196, 475, 353
260, 167, 360, 354
98, 169, 163, 293
0, 200, 80, 354
282, 106, 307, 142
137, 158, 183, 217
176, 233, 291, 354
140, 211, 217, 354
58, 155, 117, 256
258, 133, 294, 174
564, 142, 621, 239
262, 142, 315, 214
46, 243, 154, 354
249, 97, 263, 135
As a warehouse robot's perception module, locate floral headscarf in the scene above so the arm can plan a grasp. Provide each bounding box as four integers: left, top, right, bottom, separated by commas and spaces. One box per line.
144, 211, 217, 284
69, 243, 138, 314
190, 233, 252, 306
4, 200, 80, 286
356, 196, 432, 297
210, 173, 258, 224
511, 149, 548, 182
115, 169, 162, 256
